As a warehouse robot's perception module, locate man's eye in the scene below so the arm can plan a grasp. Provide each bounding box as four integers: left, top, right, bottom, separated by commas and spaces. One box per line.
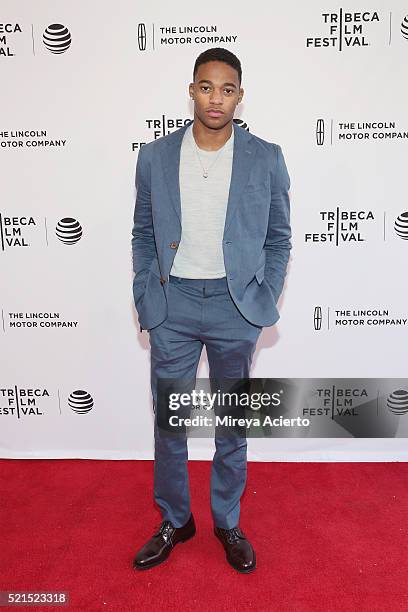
225, 89, 233, 94
201, 86, 210, 92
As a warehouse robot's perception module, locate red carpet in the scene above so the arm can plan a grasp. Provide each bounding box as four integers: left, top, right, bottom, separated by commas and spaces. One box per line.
1, 459, 408, 611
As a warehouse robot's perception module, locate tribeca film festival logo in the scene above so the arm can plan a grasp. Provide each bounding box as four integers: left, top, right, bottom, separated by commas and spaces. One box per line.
0, 23, 22, 56
137, 23, 238, 51
305, 207, 375, 245
305, 207, 408, 245
0, 215, 83, 251
304, 384, 408, 423
0, 387, 51, 418
306, 10, 388, 50
0, 129, 67, 150
0, 387, 94, 418
315, 119, 408, 146
313, 306, 408, 331
303, 386, 367, 418
132, 117, 249, 150
306, 10, 408, 50
0, 23, 71, 57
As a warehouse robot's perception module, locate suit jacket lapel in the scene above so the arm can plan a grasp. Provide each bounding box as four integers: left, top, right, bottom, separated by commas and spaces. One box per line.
159, 120, 256, 234
160, 122, 188, 224
223, 122, 255, 235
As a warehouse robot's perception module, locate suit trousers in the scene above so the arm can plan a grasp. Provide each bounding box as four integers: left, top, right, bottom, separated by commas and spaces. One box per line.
148, 273, 262, 529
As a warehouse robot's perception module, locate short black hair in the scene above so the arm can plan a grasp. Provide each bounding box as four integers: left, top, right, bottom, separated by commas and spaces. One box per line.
193, 47, 242, 86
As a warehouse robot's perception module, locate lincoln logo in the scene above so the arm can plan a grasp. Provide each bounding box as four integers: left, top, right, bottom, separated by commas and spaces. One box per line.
55, 218, 83, 244
137, 23, 147, 51
316, 119, 325, 146
387, 389, 408, 415
68, 390, 94, 414
401, 15, 408, 40
394, 211, 408, 240
43, 24, 72, 54
314, 306, 322, 330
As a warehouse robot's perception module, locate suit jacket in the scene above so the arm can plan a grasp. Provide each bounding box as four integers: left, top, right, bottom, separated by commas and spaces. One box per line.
131, 120, 292, 331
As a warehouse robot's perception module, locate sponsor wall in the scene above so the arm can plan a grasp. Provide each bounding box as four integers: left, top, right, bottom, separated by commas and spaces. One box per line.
1, 0, 408, 460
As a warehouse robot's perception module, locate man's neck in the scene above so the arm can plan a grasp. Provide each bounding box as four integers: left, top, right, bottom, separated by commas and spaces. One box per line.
191, 117, 233, 151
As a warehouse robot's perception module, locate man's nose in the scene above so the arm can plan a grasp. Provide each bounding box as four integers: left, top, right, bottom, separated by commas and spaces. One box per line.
209, 88, 223, 104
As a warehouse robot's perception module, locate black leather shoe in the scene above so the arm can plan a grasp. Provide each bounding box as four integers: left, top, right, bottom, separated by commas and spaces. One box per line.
214, 526, 256, 573
132, 514, 196, 570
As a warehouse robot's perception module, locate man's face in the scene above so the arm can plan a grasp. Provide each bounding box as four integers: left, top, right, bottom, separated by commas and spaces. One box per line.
189, 60, 243, 130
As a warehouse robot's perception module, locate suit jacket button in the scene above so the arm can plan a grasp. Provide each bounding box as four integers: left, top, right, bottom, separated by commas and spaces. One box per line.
169, 241, 179, 249
160, 276, 166, 285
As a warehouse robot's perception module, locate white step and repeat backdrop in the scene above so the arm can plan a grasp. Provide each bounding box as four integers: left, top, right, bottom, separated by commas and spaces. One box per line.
1, 1, 408, 460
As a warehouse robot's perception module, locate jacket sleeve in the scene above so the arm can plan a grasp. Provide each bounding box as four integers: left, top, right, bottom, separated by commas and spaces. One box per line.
131, 144, 156, 308
264, 144, 292, 303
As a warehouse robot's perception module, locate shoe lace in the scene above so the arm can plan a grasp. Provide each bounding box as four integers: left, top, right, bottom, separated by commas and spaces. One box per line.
158, 520, 172, 534
155, 520, 174, 542
225, 527, 242, 544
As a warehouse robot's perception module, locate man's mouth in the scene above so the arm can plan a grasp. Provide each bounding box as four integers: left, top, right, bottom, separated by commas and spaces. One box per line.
207, 109, 224, 117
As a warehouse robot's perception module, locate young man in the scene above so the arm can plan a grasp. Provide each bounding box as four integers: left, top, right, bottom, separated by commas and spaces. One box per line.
131, 48, 291, 573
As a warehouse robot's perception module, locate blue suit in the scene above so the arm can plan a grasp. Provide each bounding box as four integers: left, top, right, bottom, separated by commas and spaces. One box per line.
131, 120, 292, 529
132, 120, 291, 332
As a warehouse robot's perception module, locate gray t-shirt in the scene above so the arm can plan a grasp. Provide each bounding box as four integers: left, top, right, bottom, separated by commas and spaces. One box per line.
170, 122, 234, 279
